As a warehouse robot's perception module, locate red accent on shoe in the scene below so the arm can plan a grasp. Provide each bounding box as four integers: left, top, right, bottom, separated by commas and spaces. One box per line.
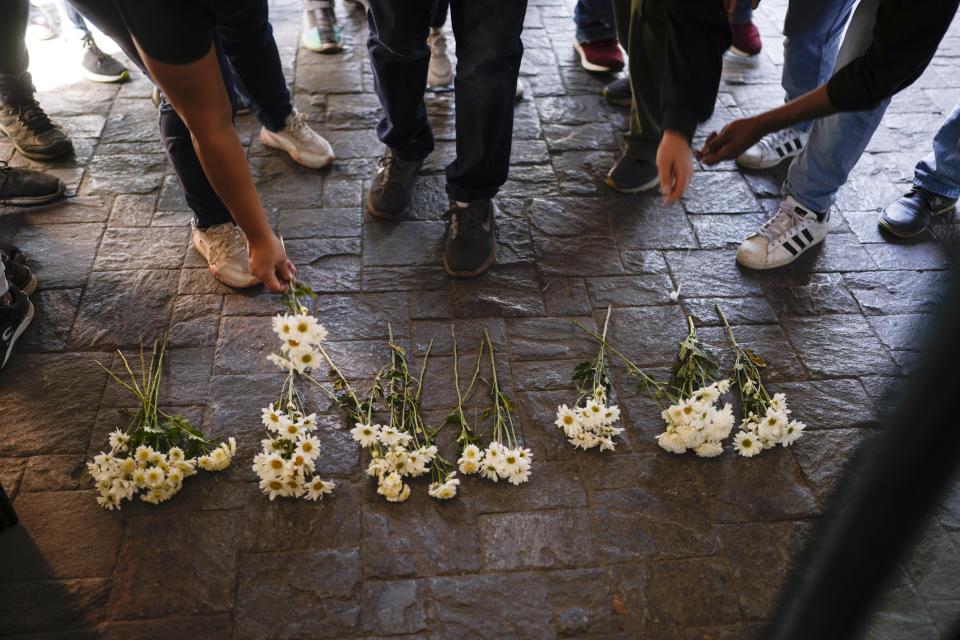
576, 38, 625, 72
730, 22, 762, 56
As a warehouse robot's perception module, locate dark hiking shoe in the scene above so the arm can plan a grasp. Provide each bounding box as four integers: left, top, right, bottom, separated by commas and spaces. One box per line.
366, 149, 423, 220
0, 162, 65, 206
0, 100, 74, 161
606, 151, 659, 193
442, 199, 497, 278
1, 251, 37, 296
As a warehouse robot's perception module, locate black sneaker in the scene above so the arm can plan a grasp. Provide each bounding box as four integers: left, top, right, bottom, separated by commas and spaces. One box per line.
2, 250, 36, 296
878, 187, 957, 239
442, 199, 497, 277
606, 150, 659, 193
0, 285, 34, 370
603, 77, 631, 107
366, 149, 423, 220
78, 34, 129, 84
0, 162, 65, 206
0, 242, 26, 265
0, 100, 74, 161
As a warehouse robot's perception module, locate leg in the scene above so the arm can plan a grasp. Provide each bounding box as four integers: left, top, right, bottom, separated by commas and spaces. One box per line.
446, 0, 527, 201
366, 0, 435, 161
914, 104, 960, 200
781, 0, 857, 129
0, 0, 33, 105
574, 0, 617, 44
432, 0, 450, 29
783, 0, 887, 213
212, 0, 292, 132
731, 0, 752, 24
618, 0, 665, 159
55, 0, 91, 42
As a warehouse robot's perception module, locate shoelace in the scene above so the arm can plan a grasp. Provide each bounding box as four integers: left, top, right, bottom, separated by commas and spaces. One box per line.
758, 202, 806, 243
442, 204, 486, 243
285, 110, 314, 142
6, 100, 56, 135
206, 225, 247, 266
377, 155, 408, 187
81, 33, 109, 67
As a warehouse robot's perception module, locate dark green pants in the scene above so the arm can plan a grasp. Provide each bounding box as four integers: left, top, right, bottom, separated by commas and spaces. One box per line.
613, 0, 668, 159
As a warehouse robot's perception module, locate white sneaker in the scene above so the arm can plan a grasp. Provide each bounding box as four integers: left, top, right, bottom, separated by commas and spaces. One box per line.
736, 127, 809, 170
191, 222, 261, 289
736, 196, 829, 270
427, 29, 454, 88
260, 109, 335, 169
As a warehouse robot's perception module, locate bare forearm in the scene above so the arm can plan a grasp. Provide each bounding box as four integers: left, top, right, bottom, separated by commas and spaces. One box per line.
751, 85, 835, 137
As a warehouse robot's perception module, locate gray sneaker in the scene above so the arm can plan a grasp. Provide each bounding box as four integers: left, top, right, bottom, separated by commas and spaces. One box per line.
443, 199, 497, 278
606, 151, 659, 194
366, 149, 423, 220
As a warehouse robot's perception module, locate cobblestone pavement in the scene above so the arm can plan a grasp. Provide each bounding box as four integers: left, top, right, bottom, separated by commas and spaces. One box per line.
2, 0, 960, 638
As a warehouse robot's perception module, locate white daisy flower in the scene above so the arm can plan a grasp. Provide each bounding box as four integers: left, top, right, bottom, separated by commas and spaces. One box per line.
733, 431, 761, 457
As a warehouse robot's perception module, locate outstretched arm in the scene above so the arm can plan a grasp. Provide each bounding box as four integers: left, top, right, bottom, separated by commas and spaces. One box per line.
136, 42, 295, 293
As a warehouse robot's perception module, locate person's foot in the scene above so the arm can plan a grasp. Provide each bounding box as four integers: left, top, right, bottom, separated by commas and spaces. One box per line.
443, 199, 497, 277
26, 4, 57, 41
1, 249, 37, 296
0, 162, 65, 206
730, 22, 763, 57
366, 149, 423, 220
603, 76, 631, 107
737, 195, 829, 270
606, 151, 659, 193
878, 187, 957, 239
260, 109, 335, 169
0, 99, 74, 161
77, 34, 129, 83
736, 127, 808, 170
0, 285, 34, 370
573, 38, 625, 73
427, 28, 454, 88
302, 2, 343, 53
191, 222, 261, 289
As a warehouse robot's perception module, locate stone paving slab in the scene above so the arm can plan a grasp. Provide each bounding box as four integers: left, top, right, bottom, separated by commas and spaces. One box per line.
1, 0, 959, 638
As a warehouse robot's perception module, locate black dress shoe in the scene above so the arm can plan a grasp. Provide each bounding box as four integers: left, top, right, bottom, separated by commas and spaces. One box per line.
879, 187, 957, 239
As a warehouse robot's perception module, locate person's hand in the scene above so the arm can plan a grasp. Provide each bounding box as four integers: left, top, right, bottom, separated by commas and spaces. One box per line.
247, 232, 297, 293
698, 117, 763, 165
656, 129, 694, 206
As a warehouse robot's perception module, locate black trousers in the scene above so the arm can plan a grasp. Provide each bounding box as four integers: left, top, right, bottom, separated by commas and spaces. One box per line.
0, 0, 33, 104
366, 0, 527, 202
68, 0, 292, 228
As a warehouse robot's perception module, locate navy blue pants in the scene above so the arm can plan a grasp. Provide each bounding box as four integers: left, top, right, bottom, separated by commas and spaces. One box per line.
367, 0, 527, 202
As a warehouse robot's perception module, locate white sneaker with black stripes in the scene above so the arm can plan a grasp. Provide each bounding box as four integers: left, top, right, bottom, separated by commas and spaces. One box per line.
736, 196, 829, 270
736, 127, 809, 170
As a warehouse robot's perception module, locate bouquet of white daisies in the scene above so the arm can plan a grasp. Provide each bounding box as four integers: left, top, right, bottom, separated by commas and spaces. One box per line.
253, 280, 336, 501
717, 305, 805, 457
556, 307, 624, 452
88, 339, 235, 510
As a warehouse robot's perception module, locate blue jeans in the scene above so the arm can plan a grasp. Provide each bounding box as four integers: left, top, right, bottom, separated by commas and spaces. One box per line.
574, 0, 616, 44
781, 0, 856, 132
914, 104, 960, 199
783, 0, 889, 213
56, 0, 91, 42
731, 0, 753, 25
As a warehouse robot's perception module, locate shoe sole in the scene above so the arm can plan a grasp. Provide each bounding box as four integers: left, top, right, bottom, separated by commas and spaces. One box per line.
444, 245, 497, 278
260, 129, 335, 169
1, 300, 34, 370
0, 180, 65, 207
81, 69, 129, 84
302, 38, 344, 54
605, 174, 660, 194
878, 202, 956, 239
603, 94, 632, 107
364, 190, 407, 221
573, 42, 623, 73
728, 46, 761, 57
735, 153, 798, 171
735, 238, 825, 270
